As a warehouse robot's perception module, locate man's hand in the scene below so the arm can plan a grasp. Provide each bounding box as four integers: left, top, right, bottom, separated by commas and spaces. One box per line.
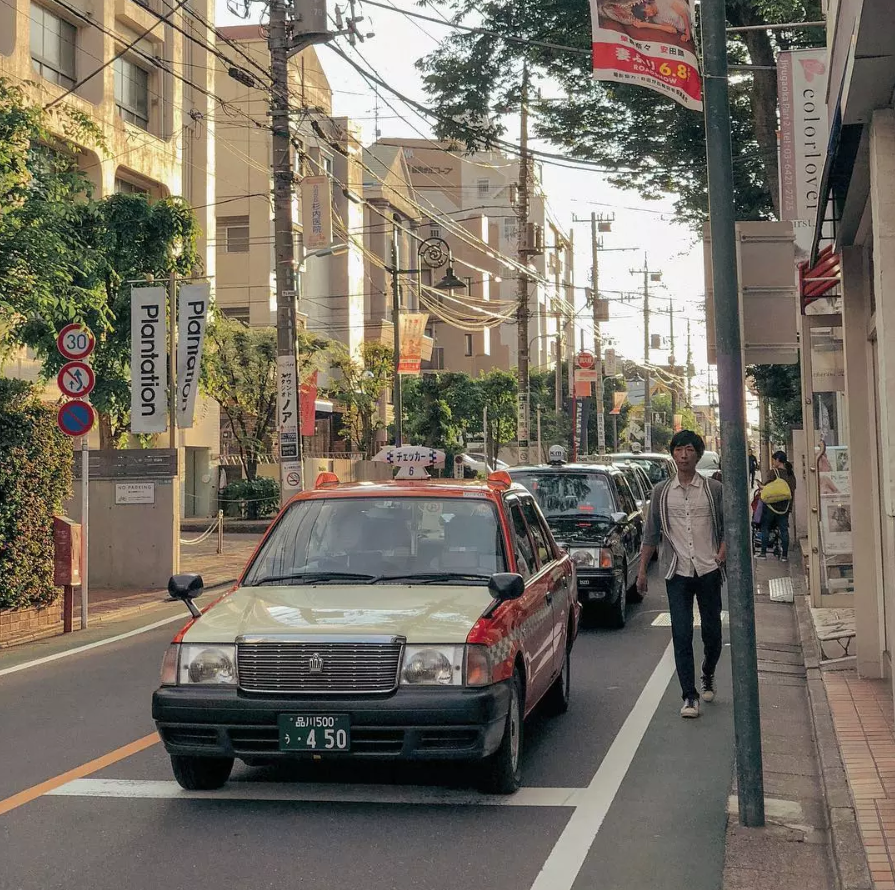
715, 542, 727, 566
636, 570, 648, 597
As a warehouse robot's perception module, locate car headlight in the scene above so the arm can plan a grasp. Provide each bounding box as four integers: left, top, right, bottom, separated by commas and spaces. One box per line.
570, 548, 614, 569
400, 645, 464, 686
176, 644, 237, 685
570, 549, 596, 567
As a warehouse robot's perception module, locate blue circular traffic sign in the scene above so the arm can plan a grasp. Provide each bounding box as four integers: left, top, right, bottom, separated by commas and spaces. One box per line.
57, 399, 95, 437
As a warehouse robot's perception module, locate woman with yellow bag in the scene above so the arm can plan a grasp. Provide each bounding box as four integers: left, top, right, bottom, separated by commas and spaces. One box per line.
756, 451, 797, 561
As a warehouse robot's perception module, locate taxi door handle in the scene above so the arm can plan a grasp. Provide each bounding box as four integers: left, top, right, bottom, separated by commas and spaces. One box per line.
545, 590, 554, 604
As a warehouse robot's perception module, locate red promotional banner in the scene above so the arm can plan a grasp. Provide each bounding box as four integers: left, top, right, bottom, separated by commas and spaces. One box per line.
589, 0, 702, 111
609, 391, 628, 415
397, 312, 429, 375
300, 371, 318, 437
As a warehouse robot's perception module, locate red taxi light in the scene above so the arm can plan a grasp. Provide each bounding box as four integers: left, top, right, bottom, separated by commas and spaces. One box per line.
314, 472, 340, 489
487, 470, 513, 491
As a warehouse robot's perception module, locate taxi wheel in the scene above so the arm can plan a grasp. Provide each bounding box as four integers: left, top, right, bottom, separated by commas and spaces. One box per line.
170, 754, 234, 790
543, 640, 571, 716
479, 670, 524, 794
605, 576, 627, 629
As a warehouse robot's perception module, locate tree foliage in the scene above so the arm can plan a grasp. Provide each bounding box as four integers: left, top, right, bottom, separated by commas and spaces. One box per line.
0, 379, 73, 611
747, 362, 803, 446
417, 0, 823, 224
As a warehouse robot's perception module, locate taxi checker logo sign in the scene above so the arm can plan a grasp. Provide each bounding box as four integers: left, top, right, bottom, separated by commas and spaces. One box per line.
373, 446, 446, 479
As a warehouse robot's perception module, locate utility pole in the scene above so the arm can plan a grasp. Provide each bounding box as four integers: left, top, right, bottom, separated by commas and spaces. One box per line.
391, 222, 403, 445
669, 298, 677, 425
631, 255, 661, 451
703, 0, 765, 827
686, 318, 694, 407
515, 66, 531, 464
269, 0, 332, 504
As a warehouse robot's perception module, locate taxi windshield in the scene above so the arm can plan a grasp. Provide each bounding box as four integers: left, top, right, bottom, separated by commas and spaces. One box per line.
513, 472, 614, 518
242, 496, 507, 585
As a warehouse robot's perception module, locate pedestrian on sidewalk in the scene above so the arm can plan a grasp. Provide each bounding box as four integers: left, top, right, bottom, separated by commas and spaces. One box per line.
748, 447, 758, 489
637, 430, 726, 719
756, 450, 796, 562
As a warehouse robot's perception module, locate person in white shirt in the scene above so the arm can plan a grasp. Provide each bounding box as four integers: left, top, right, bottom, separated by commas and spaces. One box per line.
637, 430, 726, 718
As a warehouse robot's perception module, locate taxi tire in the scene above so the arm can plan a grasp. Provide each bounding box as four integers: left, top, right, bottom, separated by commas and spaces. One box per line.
170, 754, 234, 790
543, 641, 571, 716
479, 671, 524, 794
605, 575, 627, 629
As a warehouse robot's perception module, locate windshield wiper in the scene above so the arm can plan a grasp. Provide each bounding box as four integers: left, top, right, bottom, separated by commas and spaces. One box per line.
373, 572, 492, 585
248, 571, 380, 587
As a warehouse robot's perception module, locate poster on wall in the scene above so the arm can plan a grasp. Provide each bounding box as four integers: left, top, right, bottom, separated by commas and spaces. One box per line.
818, 445, 852, 556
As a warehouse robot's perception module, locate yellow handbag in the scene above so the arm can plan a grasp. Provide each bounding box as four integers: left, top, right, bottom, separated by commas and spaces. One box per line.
760, 470, 791, 505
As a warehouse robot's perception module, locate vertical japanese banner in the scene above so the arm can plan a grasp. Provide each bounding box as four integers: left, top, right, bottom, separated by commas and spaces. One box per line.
277, 354, 299, 460
300, 370, 319, 437
397, 312, 429, 374
301, 175, 333, 250
175, 283, 209, 429
589, 0, 702, 111
130, 286, 167, 434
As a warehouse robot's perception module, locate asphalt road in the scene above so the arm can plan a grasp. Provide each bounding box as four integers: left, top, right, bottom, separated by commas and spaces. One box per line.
0, 564, 734, 890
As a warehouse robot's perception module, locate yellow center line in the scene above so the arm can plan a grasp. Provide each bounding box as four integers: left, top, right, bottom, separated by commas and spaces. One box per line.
0, 732, 160, 817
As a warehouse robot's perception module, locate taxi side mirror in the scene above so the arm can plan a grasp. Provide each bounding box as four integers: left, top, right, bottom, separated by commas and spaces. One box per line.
489, 573, 525, 601
168, 574, 204, 618
611, 512, 628, 523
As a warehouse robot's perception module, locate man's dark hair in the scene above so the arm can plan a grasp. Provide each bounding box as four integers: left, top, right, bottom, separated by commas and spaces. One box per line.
669, 430, 706, 458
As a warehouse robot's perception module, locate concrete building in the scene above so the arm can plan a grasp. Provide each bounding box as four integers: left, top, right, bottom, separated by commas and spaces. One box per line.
809, 0, 895, 682
0, 0, 220, 516
375, 139, 578, 376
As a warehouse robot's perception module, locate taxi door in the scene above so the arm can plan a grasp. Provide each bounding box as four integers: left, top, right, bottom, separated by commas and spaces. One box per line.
506, 496, 560, 708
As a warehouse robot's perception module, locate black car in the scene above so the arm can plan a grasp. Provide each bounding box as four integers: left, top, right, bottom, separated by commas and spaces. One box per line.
609, 452, 676, 489
509, 463, 644, 628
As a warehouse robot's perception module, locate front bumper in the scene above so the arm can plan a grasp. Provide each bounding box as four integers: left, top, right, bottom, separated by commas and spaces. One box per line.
152, 682, 512, 762
575, 569, 622, 604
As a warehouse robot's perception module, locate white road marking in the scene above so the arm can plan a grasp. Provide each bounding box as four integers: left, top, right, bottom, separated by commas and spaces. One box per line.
528, 641, 676, 890
0, 613, 185, 678
48, 778, 584, 808
651, 610, 729, 627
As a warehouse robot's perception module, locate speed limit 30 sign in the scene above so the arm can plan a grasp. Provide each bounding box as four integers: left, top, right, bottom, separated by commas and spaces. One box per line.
57, 323, 95, 361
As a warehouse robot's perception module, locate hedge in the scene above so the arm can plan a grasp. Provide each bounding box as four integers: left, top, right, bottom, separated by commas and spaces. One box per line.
219, 477, 280, 520
0, 380, 73, 610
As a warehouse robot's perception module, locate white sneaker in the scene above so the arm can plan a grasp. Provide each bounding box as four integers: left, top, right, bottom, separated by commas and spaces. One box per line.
680, 697, 700, 718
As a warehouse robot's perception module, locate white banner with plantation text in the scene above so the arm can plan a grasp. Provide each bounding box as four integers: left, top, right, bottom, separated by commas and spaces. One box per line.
176, 283, 210, 428
130, 285, 167, 434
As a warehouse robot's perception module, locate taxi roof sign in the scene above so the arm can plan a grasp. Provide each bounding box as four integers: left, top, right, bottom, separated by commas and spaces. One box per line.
486, 470, 513, 491
314, 472, 340, 489
372, 445, 446, 480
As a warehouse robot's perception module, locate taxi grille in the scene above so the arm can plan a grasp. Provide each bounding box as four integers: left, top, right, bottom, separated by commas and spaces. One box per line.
237, 641, 402, 694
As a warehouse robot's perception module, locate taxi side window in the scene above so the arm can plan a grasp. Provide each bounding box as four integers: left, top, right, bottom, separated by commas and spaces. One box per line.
520, 498, 552, 567
507, 500, 535, 580
614, 476, 638, 516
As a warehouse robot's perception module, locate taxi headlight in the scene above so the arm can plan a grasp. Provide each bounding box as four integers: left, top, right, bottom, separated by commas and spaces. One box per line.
400, 646, 463, 686
570, 549, 596, 567
178, 645, 237, 685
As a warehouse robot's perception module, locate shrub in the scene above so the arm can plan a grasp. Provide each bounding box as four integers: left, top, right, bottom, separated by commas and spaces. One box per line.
0, 380, 73, 610
219, 476, 280, 520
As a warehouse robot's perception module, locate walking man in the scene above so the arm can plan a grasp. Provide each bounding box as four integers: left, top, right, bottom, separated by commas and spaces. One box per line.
637, 430, 726, 718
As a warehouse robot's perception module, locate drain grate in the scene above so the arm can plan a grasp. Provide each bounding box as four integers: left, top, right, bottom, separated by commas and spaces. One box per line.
768, 577, 794, 603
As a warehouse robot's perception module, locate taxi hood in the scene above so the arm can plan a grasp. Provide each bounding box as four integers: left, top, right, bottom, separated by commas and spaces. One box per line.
181, 584, 496, 645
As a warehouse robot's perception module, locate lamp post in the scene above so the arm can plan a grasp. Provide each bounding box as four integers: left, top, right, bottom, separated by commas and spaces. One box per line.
386, 235, 466, 446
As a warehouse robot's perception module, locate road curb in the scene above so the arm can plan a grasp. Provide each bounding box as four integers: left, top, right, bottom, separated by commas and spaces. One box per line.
792, 569, 872, 890
92, 579, 238, 625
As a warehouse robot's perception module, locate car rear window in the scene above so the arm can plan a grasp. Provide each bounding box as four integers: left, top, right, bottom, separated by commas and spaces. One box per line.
512, 472, 614, 518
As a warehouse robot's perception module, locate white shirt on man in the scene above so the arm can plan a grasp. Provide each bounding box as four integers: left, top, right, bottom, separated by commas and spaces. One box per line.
664, 471, 717, 578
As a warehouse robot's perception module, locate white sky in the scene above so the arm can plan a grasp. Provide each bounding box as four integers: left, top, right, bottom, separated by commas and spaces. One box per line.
216, 0, 713, 401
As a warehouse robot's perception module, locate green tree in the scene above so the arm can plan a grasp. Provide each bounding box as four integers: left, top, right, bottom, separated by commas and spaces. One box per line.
328, 342, 394, 458
529, 369, 571, 458
417, 0, 823, 224
480, 369, 518, 466
747, 363, 803, 446
600, 375, 631, 451
402, 374, 462, 449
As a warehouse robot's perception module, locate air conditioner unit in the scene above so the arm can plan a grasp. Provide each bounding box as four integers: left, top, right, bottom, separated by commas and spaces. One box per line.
522, 223, 544, 255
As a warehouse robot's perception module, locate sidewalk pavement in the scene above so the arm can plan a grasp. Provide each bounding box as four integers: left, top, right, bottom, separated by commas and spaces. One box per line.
722, 550, 872, 889
68, 533, 263, 628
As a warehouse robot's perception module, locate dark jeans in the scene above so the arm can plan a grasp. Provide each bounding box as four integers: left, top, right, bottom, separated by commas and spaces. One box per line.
760, 507, 790, 557
666, 570, 723, 701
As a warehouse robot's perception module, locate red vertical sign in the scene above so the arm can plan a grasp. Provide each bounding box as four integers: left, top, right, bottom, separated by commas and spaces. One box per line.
300, 371, 318, 437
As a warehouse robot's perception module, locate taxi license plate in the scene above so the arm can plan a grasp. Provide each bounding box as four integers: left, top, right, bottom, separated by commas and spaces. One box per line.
278, 714, 351, 751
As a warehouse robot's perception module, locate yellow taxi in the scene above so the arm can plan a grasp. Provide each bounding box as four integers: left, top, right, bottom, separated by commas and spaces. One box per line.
152, 460, 578, 794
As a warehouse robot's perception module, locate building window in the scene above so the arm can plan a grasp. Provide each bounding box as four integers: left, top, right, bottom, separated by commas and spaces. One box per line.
114, 57, 149, 130
114, 178, 148, 195
217, 216, 250, 253
322, 155, 333, 176
477, 178, 490, 198
30, 4, 76, 88
503, 218, 517, 241
465, 334, 473, 357
431, 347, 445, 370
429, 226, 441, 239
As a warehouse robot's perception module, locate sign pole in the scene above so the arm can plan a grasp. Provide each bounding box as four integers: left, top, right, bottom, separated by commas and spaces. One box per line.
168, 270, 177, 451
81, 436, 89, 630
703, 0, 764, 827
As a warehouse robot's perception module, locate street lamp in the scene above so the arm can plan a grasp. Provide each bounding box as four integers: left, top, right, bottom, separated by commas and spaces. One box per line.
386, 235, 466, 446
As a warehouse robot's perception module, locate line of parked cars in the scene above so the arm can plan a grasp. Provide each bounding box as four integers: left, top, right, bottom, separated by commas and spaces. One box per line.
152, 446, 677, 797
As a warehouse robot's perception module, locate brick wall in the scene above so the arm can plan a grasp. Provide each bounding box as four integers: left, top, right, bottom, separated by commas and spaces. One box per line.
0, 601, 64, 649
